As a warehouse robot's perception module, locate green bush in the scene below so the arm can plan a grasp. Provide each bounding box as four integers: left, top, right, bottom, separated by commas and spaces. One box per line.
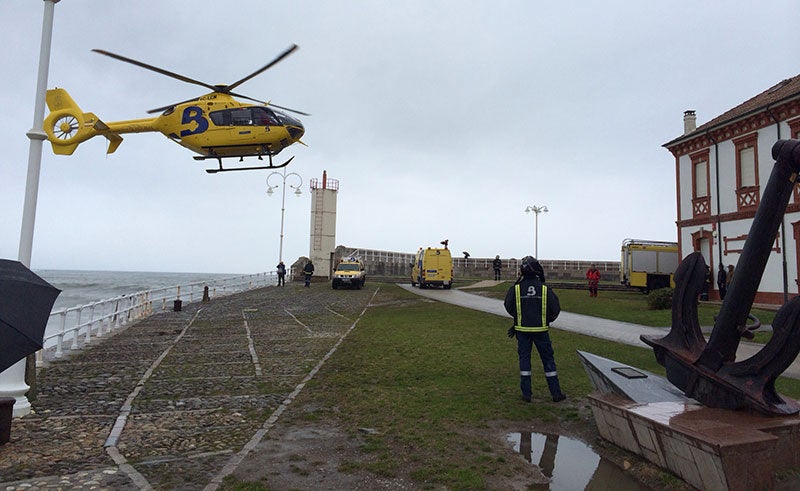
647, 287, 673, 310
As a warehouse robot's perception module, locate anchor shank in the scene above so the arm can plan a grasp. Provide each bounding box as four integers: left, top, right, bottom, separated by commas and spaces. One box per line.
697, 140, 800, 371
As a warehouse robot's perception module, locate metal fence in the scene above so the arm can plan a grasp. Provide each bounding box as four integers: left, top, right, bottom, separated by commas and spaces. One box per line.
452, 257, 619, 272
38, 272, 275, 365
348, 248, 416, 265
339, 246, 619, 281
345, 247, 617, 271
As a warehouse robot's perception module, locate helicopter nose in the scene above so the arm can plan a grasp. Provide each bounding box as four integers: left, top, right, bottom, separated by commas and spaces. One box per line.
287, 123, 304, 140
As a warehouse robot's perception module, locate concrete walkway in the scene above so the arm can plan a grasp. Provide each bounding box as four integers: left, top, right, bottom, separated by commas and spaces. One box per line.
398, 284, 800, 380
1, 284, 381, 490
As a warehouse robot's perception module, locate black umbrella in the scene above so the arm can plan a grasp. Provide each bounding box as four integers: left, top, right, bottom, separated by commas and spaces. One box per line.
0, 260, 61, 373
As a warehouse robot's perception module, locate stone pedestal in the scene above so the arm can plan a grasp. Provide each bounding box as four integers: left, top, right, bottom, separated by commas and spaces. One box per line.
578, 351, 800, 490
589, 393, 800, 490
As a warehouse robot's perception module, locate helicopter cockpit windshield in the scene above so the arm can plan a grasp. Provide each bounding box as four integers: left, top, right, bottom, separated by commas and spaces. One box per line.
274, 110, 303, 129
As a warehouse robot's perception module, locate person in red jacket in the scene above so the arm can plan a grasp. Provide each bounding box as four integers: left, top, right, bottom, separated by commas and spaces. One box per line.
586, 264, 601, 297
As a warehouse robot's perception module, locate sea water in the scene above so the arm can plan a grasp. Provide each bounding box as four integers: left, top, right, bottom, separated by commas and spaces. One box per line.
36, 269, 239, 312
34, 269, 240, 347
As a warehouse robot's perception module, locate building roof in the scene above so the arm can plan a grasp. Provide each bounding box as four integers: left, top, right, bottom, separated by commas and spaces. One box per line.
664, 73, 800, 147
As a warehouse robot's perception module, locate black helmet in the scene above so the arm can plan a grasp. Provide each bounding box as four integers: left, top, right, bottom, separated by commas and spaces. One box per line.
520, 256, 545, 281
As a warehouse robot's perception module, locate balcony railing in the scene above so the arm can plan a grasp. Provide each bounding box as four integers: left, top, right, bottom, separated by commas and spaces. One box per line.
692, 195, 710, 217
737, 185, 760, 210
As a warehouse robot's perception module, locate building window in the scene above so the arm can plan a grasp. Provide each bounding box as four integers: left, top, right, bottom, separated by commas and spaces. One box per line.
734, 133, 759, 211
788, 117, 800, 138
690, 149, 710, 217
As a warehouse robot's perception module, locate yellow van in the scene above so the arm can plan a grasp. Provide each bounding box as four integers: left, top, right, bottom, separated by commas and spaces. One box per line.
411, 247, 453, 289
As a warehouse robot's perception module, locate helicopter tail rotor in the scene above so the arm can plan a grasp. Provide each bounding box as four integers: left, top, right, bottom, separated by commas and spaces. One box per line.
43, 88, 125, 155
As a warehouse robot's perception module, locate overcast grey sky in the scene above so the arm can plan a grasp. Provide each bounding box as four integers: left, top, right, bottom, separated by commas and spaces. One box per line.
2, 1, 799, 274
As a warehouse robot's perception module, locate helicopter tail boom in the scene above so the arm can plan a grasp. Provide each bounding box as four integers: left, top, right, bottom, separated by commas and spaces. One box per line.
44, 88, 124, 155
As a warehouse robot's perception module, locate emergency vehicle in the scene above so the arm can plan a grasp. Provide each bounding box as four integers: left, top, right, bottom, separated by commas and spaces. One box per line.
620, 239, 679, 293
332, 257, 366, 289
411, 247, 453, 289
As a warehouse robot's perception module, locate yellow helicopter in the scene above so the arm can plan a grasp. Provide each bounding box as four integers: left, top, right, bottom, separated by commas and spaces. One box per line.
43, 44, 307, 173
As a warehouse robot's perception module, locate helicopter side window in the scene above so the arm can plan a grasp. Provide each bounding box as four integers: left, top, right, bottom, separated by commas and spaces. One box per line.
251, 107, 279, 126
210, 107, 280, 127
210, 109, 233, 126
230, 108, 252, 126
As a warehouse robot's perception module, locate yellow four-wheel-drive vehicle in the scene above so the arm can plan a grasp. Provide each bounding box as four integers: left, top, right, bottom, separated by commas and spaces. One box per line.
620, 238, 679, 293
411, 247, 453, 289
332, 257, 366, 289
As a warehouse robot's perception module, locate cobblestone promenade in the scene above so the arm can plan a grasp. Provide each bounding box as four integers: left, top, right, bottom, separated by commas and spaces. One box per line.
0, 282, 377, 490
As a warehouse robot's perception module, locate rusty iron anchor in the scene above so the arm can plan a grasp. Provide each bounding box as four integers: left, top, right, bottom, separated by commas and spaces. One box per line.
642, 139, 800, 416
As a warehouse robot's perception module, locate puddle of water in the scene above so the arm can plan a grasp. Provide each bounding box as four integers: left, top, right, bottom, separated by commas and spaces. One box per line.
507, 432, 651, 490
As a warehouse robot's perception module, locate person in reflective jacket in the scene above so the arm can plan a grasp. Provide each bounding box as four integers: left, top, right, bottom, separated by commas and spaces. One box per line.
504, 256, 566, 403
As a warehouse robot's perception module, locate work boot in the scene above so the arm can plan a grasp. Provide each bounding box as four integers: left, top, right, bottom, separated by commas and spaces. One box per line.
520, 375, 532, 401
545, 374, 562, 398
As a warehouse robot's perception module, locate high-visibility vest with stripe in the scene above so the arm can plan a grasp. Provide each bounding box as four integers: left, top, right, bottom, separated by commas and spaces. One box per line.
513, 283, 549, 332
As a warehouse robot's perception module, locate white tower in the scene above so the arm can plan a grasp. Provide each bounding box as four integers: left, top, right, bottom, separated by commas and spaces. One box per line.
309, 171, 338, 277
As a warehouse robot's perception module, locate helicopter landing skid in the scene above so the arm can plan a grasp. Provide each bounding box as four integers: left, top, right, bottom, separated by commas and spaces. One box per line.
198, 155, 295, 174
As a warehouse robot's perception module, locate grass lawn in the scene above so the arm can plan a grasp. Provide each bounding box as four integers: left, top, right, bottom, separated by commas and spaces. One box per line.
302, 285, 672, 488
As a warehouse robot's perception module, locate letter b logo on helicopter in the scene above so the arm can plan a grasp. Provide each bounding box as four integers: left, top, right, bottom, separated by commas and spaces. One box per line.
180, 106, 208, 137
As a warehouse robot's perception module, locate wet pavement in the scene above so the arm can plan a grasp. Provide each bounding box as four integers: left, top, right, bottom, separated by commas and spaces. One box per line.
0, 282, 378, 489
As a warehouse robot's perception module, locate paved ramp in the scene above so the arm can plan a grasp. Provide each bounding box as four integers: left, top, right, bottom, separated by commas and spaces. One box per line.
398, 284, 800, 379
458, 280, 505, 289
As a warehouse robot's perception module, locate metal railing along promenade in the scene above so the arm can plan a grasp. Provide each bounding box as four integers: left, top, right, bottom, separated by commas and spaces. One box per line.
38, 272, 276, 365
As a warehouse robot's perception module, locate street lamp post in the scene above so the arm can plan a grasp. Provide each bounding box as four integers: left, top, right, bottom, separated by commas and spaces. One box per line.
1, 0, 60, 419
524, 205, 548, 258
266, 168, 303, 263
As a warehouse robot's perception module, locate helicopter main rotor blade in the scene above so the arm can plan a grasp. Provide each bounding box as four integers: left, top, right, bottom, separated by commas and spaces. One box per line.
227, 90, 311, 116
225, 92, 267, 105
94, 46, 309, 116
93, 49, 220, 93
266, 102, 311, 117
147, 96, 202, 114
226, 44, 298, 92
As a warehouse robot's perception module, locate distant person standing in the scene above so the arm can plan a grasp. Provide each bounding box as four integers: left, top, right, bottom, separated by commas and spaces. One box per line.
504, 256, 566, 403
700, 266, 711, 301
303, 260, 315, 287
493, 255, 502, 281
586, 264, 601, 297
726, 264, 735, 290
717, 263, 727, 300
276, 261, 287, 286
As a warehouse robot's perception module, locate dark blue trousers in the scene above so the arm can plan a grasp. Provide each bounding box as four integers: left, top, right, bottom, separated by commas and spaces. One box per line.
516, 330, 562, 398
